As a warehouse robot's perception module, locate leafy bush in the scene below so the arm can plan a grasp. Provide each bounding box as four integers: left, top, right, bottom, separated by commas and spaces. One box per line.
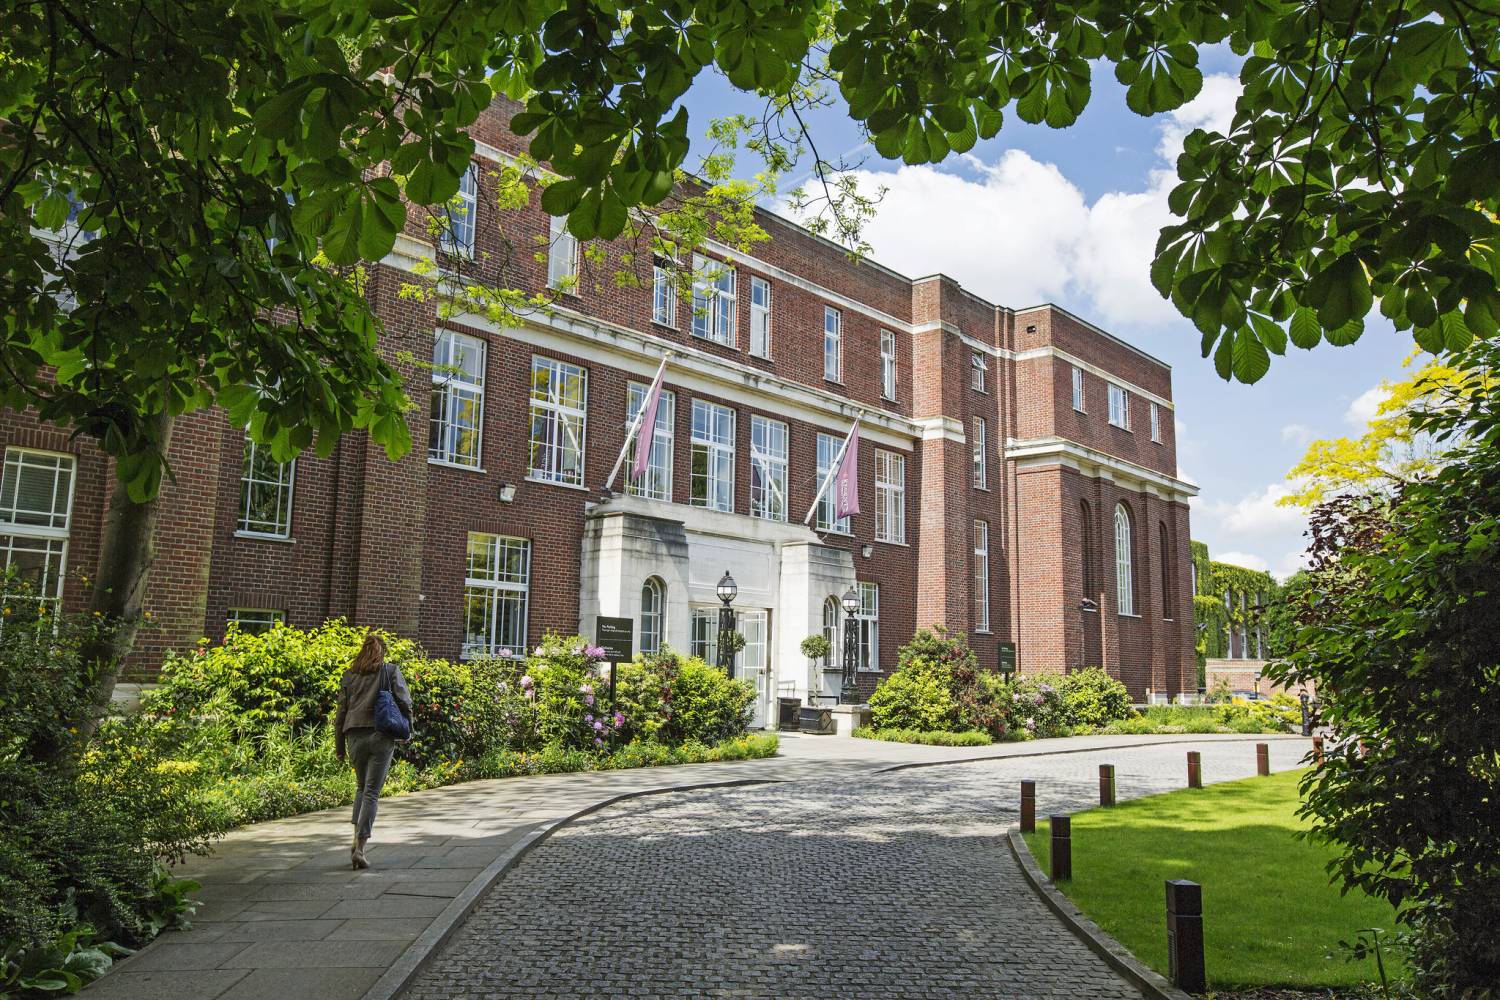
1056, 668, 1132, 729
868, 661, 959, 731
851, 727, 992, 746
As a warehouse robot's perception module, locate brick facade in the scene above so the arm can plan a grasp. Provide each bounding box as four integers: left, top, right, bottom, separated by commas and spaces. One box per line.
2, 97, 1198, 700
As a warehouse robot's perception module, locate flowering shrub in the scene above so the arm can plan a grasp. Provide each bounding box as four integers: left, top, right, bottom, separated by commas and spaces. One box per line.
1055, 668, 1132, 730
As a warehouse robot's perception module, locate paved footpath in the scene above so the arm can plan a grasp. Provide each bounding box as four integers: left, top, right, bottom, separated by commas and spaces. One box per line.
84, 733, 1310, 1000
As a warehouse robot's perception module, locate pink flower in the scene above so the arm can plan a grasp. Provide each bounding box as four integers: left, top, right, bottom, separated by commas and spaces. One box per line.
520, 675, 533, 689
584, 694, 595, 706
593, 720, 605, 732
498, 648, 514, 658
613, 712, 625, 728
585, 645, 606, 659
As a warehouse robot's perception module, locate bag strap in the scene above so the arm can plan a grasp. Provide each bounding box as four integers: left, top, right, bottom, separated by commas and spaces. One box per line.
378, 661, 391, 694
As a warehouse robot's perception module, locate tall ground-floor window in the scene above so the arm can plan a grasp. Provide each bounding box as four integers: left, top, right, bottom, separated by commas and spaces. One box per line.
740, 610, 767, 673
857, 582, 879, 671
690, 607, 719, 664
640, 577, 665, 655
463, 533, 530, 657
227, 608, 284, 637
0, 448, 75, 616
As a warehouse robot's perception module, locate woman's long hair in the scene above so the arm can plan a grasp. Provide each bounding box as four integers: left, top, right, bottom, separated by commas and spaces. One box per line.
350, 633, 386, 674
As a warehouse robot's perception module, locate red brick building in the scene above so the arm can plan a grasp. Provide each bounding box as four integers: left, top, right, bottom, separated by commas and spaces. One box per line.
2, 99, 1198, 720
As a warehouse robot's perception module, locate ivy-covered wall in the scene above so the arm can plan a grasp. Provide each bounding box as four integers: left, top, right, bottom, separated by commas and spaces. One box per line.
1189, 540, 1281, 682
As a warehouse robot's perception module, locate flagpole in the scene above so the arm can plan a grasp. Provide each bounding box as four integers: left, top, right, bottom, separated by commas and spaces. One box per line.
803, 413, 862, 526
604, 354, 670, 493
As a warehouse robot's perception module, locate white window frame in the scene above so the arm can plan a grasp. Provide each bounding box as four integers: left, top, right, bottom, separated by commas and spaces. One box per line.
442, 165, 477, 257
428, 329, 486, 469
626, 383, 674, 502
640, 577, 665, 655
1115, 504, 1135, 616
690, 400, 735, 512
741, 609, 768, 673
547, 214, 578, 290
749, 276, 772, 358
821, 596, 840, 671
857, 583, 879, 672
1150, 402, 1162, 443
690, 606, 720, 663
972, 416, 988, 490
749, 415, 788, 522
463, 533, 531, 658
527, 356, 588, 487
874, 450, 905, 544
1072, 365, 1086, 412
0, 448, 76, 615
971, 352, 988, 392
815, 432, 850, 533
691, 255, 736, 346
823, 306, 842, 382
651, 256, 676, 327
238, 438, 296, 538
226, 607, 284, 637
1108, 384, 1131, 430
974, 520, 991, 632
880, 328, 897, 400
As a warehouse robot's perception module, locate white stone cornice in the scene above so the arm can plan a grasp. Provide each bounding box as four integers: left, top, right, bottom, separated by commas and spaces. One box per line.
1012, 347, 1175, 410
1005, 435, 1198, 499
913, 416, 967, 444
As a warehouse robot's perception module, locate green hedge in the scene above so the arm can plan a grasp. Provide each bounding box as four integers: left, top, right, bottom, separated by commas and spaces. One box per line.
851, 727, 992, 746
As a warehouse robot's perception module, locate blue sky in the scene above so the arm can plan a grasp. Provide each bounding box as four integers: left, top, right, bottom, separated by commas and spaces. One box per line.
679, 65, 1413, 580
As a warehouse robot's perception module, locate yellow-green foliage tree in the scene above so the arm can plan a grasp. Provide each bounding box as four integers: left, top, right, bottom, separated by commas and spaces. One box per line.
1279, 359, 1486, 510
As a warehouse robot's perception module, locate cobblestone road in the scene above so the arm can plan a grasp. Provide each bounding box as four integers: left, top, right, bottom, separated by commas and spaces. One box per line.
405, 740, 1308, 1000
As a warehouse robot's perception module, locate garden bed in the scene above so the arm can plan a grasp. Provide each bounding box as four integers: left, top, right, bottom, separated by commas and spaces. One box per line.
1022, 770, 1402, 991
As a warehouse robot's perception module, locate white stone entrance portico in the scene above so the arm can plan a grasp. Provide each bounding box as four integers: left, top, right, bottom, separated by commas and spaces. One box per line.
578, 494, 857, 725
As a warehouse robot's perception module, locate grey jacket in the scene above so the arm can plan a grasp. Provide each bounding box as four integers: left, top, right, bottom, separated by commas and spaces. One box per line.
334, 663, 413, 757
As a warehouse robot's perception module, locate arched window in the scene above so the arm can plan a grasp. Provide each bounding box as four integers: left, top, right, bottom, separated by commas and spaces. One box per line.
1079, 500, 1096, 599
1159, 522, 1172, 619
640, 577, 665, 655
1114, 503, 1134, 616
822, 596, 841, 668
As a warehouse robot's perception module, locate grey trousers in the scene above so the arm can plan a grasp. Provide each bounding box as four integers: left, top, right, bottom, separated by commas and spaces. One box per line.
347, 728, 396, 840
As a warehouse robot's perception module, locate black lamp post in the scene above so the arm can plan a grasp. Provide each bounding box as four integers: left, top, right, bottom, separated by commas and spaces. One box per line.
840, 584, 860, 704
716, 570, 738, 678
1299, 690, 1312, 737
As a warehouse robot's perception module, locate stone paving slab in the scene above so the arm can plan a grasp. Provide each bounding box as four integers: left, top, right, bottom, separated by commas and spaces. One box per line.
83, 732, 1311, 1000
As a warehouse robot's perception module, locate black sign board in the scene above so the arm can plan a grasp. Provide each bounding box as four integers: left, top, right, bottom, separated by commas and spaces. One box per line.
595, 616, 634, 662
998, 641, 1018, 675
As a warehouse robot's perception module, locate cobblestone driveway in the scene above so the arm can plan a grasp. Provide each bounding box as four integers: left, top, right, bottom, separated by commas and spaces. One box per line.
405, 740, 1308, 1000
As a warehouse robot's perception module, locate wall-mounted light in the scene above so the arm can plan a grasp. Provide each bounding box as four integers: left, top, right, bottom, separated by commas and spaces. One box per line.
1080, 598, 1099, 612
861, 544, 873, 559
499, 483, 517, 503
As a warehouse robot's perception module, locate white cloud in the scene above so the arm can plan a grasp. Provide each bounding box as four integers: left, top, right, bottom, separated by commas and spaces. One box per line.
1198, 481, 1311, 582
1211, 550, 1269, 573
1202, 482, 1305, 537
1281, 423, 1314, 447
1346, 384, 1388, 427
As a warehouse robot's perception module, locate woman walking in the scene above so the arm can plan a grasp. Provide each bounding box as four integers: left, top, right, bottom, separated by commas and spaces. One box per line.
335, 633, 412, 869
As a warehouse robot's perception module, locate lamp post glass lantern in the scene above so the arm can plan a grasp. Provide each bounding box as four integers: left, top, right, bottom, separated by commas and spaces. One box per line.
717, 570, 737, 678
840, 585, 860, 704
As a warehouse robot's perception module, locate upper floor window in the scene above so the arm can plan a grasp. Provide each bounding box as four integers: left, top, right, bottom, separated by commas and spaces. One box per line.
691, 255, 736, 346
815, 432, 849, 533
972, 416, 987, 490
690, 400, 735, 512
750, 415, 788, 522
823, 306, 842, 382
239, 438, 295, 538
442, 166, 477, 257
1115, 504, 1135, 616
974, 520, 990, 632
651, 256, 676, 327
971, 353, 988, 392
749, 277, 772, 358
528, 356, 587, 486
547, 215, 578, 290
1108, 384, 1130, 430
1072, 366, 1085, 412
428, 329, 485, 468
626, 383, 674, 502
0, 449, 75, 616
880, 329, 897, 400
875, 450, 905, 544
463, 533, 530, 658
1150, 402, 1163, 443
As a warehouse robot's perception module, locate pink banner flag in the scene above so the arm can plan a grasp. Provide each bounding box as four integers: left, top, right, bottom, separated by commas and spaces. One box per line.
833, 423, 861, 519
629, 365, 666, 482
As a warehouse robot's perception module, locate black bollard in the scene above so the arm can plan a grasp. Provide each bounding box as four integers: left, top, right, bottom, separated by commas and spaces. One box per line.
1165, 880, 1205, 992
1186, 750, 1202, 788
1020, 780, 1036, 834
1050, 815, 1072, 882
1256, 743, 1270, 777
1099, 764, 1116, 807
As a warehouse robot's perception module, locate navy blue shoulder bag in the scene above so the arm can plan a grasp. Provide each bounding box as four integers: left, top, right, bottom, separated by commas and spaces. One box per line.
374, 663, 411, 741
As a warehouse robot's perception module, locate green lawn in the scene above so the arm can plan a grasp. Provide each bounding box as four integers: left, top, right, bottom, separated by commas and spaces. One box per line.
1023, 769, 1402, 989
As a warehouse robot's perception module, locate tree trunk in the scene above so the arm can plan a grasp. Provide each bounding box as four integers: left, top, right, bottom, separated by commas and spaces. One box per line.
68, 409, 176, 751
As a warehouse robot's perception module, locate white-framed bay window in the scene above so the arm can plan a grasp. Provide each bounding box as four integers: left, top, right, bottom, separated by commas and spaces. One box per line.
463, 533, 530, 657
1072, 365, 1086, 412
971, 352, 988, 392
880, 328, 897, 400
857, 582, 879, 672
238, 438, 295, 538
750, 415, 788, 522
548, 214, 578, 290
815, 432, 849, 533
823, 306, 842, 381
690, 400, 734, 512
652, 255, 676, 327
691, 255, 736, 345
1150, 402, 1162, 442
974, 520, 990, 632
626, 382, 674, 501
0, 449, 76, 615
528, 356, 587, 486
874, 450, 905, 543
441, 165, 477, 257
972, 416, 987, 489
428, 329, 486, 468
750, 276, 772, 357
